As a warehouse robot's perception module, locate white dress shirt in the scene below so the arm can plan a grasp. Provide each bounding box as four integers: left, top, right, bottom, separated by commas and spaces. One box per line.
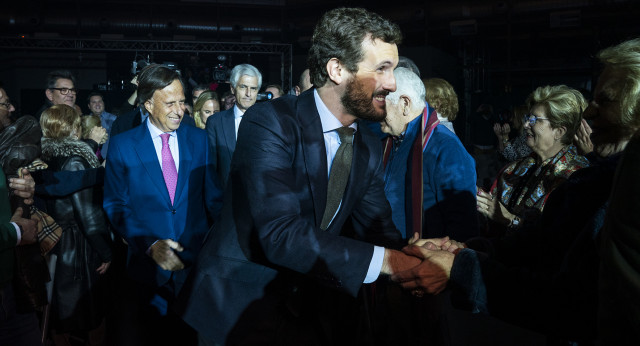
313, 89, 384, 284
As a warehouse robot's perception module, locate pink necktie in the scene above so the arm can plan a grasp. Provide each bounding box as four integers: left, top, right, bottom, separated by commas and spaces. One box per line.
160, 133, 178, 205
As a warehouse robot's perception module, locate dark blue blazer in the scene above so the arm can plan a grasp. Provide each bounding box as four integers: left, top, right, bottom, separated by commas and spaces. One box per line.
205, 107, 235, 186
177, 90, 402, 344
103, 119, 222, 288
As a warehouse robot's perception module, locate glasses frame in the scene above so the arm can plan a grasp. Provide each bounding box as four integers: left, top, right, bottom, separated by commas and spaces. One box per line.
0, 101, 11, 108
524, 114, 550, 127
50, 87, 77, 95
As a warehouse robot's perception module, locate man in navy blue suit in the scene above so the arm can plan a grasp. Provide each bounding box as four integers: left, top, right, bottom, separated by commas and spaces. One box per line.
178, 8, 452, 345
205, 63, 261, 186
104, 64, 222, 345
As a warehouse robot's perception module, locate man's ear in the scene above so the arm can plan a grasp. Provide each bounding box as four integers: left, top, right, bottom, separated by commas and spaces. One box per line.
45, 89, 54, 102
326, 58, 346, 85
401, 95, 412, 116
144, 99, 154, 115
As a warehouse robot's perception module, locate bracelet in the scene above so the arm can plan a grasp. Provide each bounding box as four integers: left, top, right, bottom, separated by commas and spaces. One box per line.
502, 138, 509, 144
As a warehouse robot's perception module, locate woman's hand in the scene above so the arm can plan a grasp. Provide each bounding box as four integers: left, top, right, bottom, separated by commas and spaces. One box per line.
96, 262, 111, 275
477, 189, 516, 225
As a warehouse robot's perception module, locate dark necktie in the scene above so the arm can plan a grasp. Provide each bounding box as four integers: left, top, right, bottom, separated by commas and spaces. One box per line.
160, 133, 178, 205
320, 126, 354, 230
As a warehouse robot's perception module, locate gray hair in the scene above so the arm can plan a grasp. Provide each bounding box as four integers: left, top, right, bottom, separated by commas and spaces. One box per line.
387, 67, 425, 108
230, 64, 262, 89
397, 56, 420, 77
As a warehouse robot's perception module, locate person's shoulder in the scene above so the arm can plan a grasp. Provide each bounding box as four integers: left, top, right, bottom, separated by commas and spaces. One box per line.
244, 95, 299, 125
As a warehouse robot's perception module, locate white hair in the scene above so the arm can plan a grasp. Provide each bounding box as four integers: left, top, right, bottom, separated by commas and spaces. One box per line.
387, 67, 425, 108
230, 64, 262, 89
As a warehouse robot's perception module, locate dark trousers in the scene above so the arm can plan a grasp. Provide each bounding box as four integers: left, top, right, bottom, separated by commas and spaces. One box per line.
0, 283, 42, 346
106, 242, 196, 346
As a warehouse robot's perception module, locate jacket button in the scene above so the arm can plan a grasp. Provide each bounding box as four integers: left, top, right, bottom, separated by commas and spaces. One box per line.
171, 209, 176, 214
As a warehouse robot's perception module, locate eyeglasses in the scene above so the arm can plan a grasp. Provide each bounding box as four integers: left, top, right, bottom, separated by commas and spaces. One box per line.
0, 100, 11, 108
50, 87, 77, 95
524, 114, 550, 127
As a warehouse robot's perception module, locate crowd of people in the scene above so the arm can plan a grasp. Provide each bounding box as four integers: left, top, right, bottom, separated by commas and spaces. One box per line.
1, 6, 639, 346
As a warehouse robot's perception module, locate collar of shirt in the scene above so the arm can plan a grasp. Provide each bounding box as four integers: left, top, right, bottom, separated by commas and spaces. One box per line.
314, 89, 357, 177
314, 89, 358, 134
146, 118, 180, 172
233, 104, 244, 119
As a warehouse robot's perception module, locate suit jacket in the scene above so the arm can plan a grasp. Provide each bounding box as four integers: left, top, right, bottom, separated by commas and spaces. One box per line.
177, 90, 402, 344
103, 119, 222, 289
205, 108, 235, 186
0, 168, 17, 288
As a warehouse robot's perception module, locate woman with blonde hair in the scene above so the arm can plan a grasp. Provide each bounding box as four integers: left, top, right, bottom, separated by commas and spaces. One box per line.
193, 91, 220, 129
423, 77, 458, 133
477, 85, 589, 234
40, 104, 112, 345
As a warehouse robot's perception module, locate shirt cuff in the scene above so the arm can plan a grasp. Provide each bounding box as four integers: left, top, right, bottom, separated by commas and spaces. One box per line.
364, 246, 384, 283
11, 222, 21, 246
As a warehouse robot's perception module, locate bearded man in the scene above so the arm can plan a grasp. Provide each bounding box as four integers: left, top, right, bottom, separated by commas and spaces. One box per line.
177, 7, 451, 346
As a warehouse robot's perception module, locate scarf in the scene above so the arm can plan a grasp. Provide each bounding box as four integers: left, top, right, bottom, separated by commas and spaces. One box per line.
382, 105, 439, 238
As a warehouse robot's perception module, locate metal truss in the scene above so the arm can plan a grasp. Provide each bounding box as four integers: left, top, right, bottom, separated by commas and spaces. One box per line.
0, 37, 294, 90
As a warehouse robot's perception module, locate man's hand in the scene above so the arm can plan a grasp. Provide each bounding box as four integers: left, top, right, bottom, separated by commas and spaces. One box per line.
11, 207, 38, 245
390, 245, 455, 295
574, 119, 594, 155
149, 239, 185, 271
380, 248, 422, 276
9, 168, 35, 205
408, 234, 466, 254
96, 262, 111, 275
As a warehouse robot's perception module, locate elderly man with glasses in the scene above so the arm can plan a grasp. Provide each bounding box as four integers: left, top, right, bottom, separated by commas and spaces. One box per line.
34, 70, 78, 121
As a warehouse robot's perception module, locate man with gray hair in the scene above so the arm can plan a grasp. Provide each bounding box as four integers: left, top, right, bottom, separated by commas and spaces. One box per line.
381, 67, 477, 242
205, 63, 262, 185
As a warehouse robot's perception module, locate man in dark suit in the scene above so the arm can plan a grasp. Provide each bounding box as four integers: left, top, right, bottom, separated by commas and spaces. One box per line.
205, 63, 261, 185
103, 64, 222, 345
178, 8, 451, 345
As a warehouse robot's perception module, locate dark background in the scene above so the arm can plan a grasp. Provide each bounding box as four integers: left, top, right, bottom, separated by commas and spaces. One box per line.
1, 0, 639, 143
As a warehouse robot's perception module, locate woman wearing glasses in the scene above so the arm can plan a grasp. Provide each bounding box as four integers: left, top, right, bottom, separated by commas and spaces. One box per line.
476, 85, 589, 234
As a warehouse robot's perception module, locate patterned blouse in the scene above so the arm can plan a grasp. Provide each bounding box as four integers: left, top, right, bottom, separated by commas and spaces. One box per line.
490, 145, 589, 225
500, 132, 532, 162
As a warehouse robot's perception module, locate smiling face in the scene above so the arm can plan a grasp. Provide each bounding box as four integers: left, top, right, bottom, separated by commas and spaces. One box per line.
145, 79, 185, 133
46, 78, 76, 107
524, 104, 566, 161
583, 66, 628, 151
231, 75, 259, 112
341, 38, 398, 122
200, 99, 220, 124
88, 95, 105, 116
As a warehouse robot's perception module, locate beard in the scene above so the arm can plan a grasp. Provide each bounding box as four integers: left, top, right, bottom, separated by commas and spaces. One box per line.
341, 75, 388, 122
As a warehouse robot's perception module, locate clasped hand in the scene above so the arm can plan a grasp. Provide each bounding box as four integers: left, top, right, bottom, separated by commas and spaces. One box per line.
383, 233, 460, 296
149, 239, 185, 271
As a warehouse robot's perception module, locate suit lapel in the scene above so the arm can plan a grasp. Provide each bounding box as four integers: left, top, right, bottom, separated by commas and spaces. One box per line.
297, 91, 328, 227
222, 110, 236, 158
174, 125, 193, 205
133, 120, 172, 205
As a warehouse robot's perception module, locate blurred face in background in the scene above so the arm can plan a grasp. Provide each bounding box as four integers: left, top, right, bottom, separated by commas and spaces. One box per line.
46, 78, 76, 107
200, 99, 221, 124
0, 88, 15, 129
88, 95, 105, 116
231, 75, 258, 112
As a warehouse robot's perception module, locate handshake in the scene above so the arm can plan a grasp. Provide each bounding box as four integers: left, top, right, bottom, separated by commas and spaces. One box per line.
381, 235, 466, 297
